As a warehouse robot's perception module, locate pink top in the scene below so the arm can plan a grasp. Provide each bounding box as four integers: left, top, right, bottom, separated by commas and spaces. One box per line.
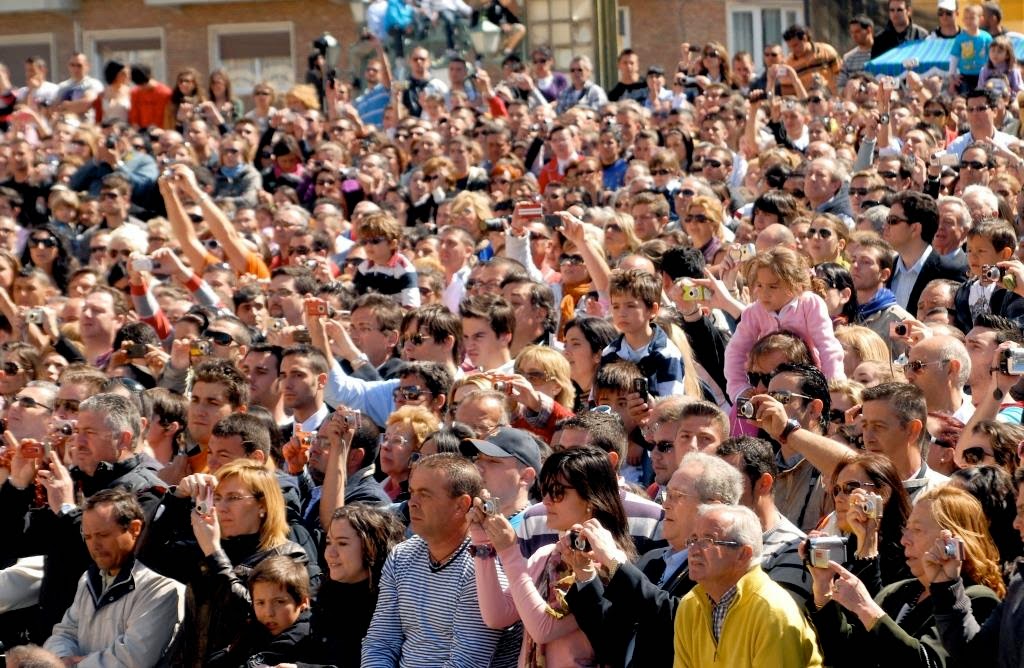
723, 291, 846, 400
476, 540, 598, 668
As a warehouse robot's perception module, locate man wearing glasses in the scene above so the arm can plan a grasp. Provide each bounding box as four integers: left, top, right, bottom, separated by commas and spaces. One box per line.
885, 191, 968, 316
904, 335, 974, 423
946, 88, 1021, 159
555, 55, 608, 116
871, 0, 928, 59
5, 380, 57, 441
674, 505, 822, 667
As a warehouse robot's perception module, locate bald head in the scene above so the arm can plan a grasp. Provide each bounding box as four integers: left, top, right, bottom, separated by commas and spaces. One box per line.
618, 254, 657, 276
755, 223, 797, 253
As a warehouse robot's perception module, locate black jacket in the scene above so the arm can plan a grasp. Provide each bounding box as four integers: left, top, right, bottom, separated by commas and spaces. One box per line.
952, 277, 1024, 333
304, 579, 379, 668
0, 455, 165, 642
871, 21, 929, 59
207, 610, 332, 668
886, 248, 968, 318
566, 547, 694, 668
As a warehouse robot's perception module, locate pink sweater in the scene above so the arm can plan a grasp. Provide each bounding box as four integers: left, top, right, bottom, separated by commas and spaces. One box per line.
477, 541, 598, 668
724, 291, 846, 400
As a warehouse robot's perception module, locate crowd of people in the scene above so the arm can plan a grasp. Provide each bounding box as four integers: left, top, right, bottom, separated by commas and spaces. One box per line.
2, 0, 1024, 666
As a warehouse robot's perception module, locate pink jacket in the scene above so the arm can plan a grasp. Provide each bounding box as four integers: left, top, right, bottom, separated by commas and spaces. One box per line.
477, 541, 598, 668
724, 291, 846, 400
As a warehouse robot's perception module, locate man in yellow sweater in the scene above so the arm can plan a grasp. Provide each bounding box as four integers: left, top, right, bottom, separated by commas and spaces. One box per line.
673, 505, 822, 667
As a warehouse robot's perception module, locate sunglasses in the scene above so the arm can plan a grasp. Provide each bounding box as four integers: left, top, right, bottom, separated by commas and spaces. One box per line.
559, 254, 584, 266
704, 159, 724, 169
923, 110, 945, 117
961, 446, 994, 464
877, 171, 900, 180
767, 390, 813, 404
886, 215, 910, 226
55, 398, 81, 413
541, 480, 571, 502
675, 189, 697, 198
204, 330, 235, 346
401, 333, 429, 347
961, 160, 987, 170
651, 169, 674, 176
746, 370, 776, 388
805, 228, 833, 239
807, 96, 823, 104
107, 248, 132, 260
848, 187, 871, 196
903, 359, 947, 374
831, 480, 877, 497
1, 361, 23, 376
522, 370, 552, 384
289, 246, 312, 256
684, 214, 711, 224
652, 440, 675, 453
12, 395, 52, 412
361, 236, 388, 246
30, 237, 58, 248
861, 200, 882, 209
394, 386, 430, 401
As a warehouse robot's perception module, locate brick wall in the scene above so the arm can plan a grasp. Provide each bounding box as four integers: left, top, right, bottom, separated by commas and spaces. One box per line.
0, 0, 358, 90
617, 0, 728, 72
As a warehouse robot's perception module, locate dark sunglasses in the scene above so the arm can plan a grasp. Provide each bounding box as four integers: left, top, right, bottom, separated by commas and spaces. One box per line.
559, 254, 584, 266
401, 333, 429, 347
289, 245, 312, 256
746, 370, 776, 388
204, 330, 235, 346
107, 248, 132, 260
806, 228, 833, 239
652, 440, 675, 453
1, 361, 24, 376
541, 480, 570, 502
961, 447, 994, 464
684, 214, 711, 224
877, 170, 900, 180
394, 386, 430, 401
30, 237, 58, 248
12, 395, 53, 412
848, 187, 871, 196
704, 159, 724, 169
55, 398, 81, 413
831, 480, 877, 497
960, 160, 988, 170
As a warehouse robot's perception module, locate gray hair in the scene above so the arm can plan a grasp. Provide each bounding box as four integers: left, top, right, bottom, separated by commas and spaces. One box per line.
938, 196, 972, 228
108, 224, 148, 256
23, 381, 58, 409
962, 185, 999, 213
859, 205, 890, 235
80, 393, 142, 451
681, 452, 743, 504
936, 335, 972, 387
571, 55, 593, 71
277, 203, 311, 228
698, 503, 763, 566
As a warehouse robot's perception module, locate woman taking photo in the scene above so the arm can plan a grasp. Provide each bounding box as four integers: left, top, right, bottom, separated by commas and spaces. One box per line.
815, 453, 913, 591
166, 67, 206, 130
313, 503, 405, 667
174, 460, 317, 666
207, 69, 244, 125
561, 316, 618, 410
682, 195, 728, 273
809, 486, 1004, 667
472, 446, 634, 667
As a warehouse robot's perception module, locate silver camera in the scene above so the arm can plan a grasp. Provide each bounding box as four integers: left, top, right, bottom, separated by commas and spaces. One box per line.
943, 537, 965, 560
982, 265, 1003, 282
806, 536, 848, 569
1000, 348, 1024, 375
861, 494, 882, 520
54, 420, 76, 437
131, 257, 155, 272
343, 409, 361, 427
481, 497, 501, 515
737, 398, 755, 419
494, 381, 507, 393
25, 308, 45, 325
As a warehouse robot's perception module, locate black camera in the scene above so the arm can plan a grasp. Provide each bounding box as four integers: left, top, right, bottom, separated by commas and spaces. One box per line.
569, 529, 590, 552
483, 217, 507, 232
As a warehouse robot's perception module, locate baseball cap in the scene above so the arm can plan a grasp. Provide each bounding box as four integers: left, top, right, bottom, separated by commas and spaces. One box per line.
937, 0, 957, 11
461, 427, 542, 472
646, 65, 665, 77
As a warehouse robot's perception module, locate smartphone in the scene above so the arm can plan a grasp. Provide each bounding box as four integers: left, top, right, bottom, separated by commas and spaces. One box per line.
633, 378, 649, 399
126, 343, 148, 359
543, 214, 563, 229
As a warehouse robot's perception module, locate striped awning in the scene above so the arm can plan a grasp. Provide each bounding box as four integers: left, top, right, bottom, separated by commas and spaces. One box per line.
864, 34, 1024, 77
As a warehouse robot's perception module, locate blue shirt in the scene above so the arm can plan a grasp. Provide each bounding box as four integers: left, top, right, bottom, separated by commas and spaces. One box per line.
891, 245, 933, 310
952, 30, 992, 75
355, 83, 390, 128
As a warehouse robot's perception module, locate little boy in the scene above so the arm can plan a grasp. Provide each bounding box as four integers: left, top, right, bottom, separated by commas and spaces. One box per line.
594, 359, 653, 485
953, 218, 1024, 331
208, 556, 315, 667
599, 268, 686, 397
949, 5, 992, 95
353, 211, 420, 308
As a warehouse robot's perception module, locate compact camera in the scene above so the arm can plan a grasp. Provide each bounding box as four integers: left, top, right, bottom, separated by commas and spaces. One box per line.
342, 408, 362, 428
805, 536, 849, 569
55, 420, 76, 437
736, 398, 755, 419
131, 257, 156, 272
481, 497, 501, 516
305, 300, 328, 317
890, 322, 909, 337
190, 340, 212, 357
999, 347, 1024, 375
569, 529, 590, 552
195, 487, 214, 515
861, 493, 883, 520
982, 264, 1017, 290
680, 283, 712, 302
25, 308, 45, 325
943, 537, 965, 560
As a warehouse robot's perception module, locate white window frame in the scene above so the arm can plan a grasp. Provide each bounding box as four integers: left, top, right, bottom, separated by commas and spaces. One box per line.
208, 21, 295, 96
726, 1, 805, 71
617, 6, 632, 51
0, 32, 56, 86
82, 27, 166, 85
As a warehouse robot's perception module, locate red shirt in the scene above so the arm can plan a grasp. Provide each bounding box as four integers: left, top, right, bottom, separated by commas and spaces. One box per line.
129, 83, 172, 129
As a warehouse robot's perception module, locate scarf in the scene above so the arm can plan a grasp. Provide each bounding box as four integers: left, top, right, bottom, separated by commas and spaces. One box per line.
858, 287, 897, 319
559, 281, 594, 338
524, 549, 575, 668
700, 236, 724, 266
220, 163, 243, 179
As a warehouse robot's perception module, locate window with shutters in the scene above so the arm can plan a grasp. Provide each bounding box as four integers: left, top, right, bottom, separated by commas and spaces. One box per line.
210, 23, 294, 96
525, 0, 596, 71
727, 2, 804, 71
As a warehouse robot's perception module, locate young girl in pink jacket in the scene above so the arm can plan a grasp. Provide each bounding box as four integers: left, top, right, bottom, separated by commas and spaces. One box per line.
724, 247, 846, 400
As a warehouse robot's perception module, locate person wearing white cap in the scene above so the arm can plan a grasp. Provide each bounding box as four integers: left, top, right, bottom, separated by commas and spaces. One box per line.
931, 0, 961, 39
460, 426, 541, 530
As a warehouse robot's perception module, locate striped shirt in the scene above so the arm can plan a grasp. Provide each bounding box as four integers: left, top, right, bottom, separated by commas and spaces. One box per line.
516, 486, 665, 557
354, 253, 420, 308
361, 535, 516, 668
599, 324, 687, 399
761, 512, 812, 606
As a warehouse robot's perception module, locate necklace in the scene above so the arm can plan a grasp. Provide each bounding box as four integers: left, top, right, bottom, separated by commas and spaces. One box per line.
506, 505, 528, 520
428, 536, 470, 573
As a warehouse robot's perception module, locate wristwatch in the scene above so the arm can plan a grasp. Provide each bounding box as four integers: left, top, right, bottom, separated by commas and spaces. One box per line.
879, 112, 890, 124
58, 503, 77, 517
779, 418, 802, 444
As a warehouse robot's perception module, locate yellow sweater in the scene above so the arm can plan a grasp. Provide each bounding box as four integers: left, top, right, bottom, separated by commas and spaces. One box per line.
673, 566, 823, 668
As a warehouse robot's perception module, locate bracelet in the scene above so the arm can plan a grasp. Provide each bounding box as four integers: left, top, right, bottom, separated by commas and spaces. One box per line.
469, 544, 497, 559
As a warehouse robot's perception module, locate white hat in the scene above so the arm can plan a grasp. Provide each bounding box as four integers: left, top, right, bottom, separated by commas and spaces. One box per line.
937, 0, 957, 12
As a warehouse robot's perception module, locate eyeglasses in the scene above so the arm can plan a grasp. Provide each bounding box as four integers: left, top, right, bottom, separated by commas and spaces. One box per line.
379, 434, 410, 448
213, 494, 257, 506
55, 398, 81, 413
861, 200, 882, 209
877, 171, 900, 180
807, 96, 824, 104
746, 370, 776, 388
423, 174, 442, 182
204, 330, 235, 347
938, 8, 954, 16
685, 536, 741, 550
961, 160, 987, 170
107, 248, 132, 260
541, 480, 571, 502
289, 245, 312, 256
30, 237, 58, 248
924, 110, 945, 117
831, 480, 877, 497
961, 446, 995, 464
522, 370, 552, 384
903, 359, 947, 374
704, 159, 724, 169
805, 228, 833, 239
684, 214, 711, 224
885, 214, 909, 226
401, 333, 429, 347
361, 236, 388, 246
394, 386, 431, 401
967, 105, 990, 113
848, 187, 871, 196
767, 390, 813, 404
12, 395, 53, 412
652, 440, 675, 454
650, 168, 673, 177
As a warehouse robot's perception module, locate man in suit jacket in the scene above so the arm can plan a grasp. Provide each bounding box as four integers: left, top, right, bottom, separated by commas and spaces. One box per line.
885, 191, 968, 317
565, 453, 743, 668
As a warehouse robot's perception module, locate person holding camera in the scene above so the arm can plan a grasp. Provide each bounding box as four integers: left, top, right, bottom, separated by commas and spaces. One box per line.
470, 445, 634, 667
808, 485, 1004, 667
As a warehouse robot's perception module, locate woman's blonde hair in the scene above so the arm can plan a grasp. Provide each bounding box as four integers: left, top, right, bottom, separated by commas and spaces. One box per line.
835, 325, 890, 366
386, 405, 441, 449
609, 212, 642, 257
810, 213, 851, 263
658, 318, 704, 399
216, 460, 289, 551
285, 83, 320, 111
515, 345, 574, 408
450, 190, 494, 234
921, 486, 1006, 598
744, 246, 812, 294
827, 378, 865, 407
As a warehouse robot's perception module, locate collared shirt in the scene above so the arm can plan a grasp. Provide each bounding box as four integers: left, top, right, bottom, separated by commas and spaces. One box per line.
660, 548, 688, 587
891, 245, 933, 310
710, 584, 739, 643
299, 403, 331, 433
